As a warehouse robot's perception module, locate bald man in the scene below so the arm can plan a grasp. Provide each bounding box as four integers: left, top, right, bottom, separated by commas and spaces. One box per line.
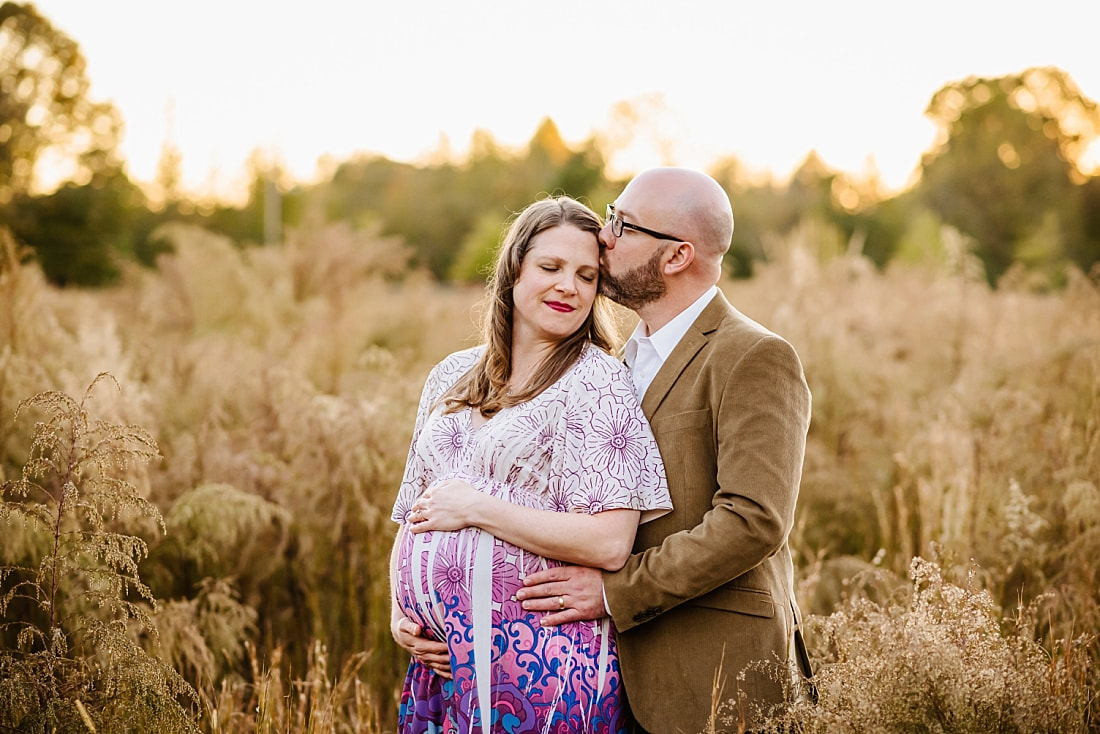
517, 168, 815, 733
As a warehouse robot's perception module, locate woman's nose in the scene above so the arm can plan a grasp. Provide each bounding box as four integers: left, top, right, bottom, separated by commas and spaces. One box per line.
555, 274, 577, 293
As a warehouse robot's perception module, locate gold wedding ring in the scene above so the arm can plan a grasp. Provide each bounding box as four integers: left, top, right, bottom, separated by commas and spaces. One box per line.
557, 595, 565, 610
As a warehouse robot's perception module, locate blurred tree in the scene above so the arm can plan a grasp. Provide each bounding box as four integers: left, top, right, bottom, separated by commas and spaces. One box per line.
188, 151, 308, 251
528, 117, 571, 169
153, 138, 184, 210
787, 152, 839, 226
8, 169, 145, 285
449, 209, 506, 283
917, 67, 1100, 284
1081, 176, 1100, 272
710, 157, 786, 277
303, 121, 609, 280
0, 2, 123, 201
381, 161, 470, 278
839, 190, 912, 268
0, 2, 152, 287
551, 140, 606, 206
712, 152, 907, 276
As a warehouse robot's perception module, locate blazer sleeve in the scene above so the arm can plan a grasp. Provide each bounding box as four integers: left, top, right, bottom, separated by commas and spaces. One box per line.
603, 333, 811, 631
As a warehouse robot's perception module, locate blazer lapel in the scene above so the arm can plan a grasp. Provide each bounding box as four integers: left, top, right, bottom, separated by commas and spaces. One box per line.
640, 292, 729, 418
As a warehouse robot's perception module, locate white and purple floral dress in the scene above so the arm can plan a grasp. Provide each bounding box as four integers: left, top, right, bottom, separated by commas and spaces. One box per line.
391, 344, 670, 734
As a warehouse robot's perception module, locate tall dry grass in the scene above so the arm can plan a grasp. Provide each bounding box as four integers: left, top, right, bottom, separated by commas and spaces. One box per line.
1, 219, 1097, 731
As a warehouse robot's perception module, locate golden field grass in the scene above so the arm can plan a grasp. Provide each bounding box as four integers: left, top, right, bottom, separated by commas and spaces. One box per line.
1, 220, 1097, 732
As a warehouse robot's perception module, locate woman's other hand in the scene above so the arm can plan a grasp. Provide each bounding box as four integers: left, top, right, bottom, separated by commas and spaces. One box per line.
390, 615, 452, 679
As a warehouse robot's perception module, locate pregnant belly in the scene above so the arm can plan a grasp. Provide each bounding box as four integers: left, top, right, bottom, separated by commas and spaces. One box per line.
395, 526, 551, 637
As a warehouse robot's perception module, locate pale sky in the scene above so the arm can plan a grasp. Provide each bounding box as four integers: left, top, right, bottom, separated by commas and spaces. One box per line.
24, 0, 1100, 203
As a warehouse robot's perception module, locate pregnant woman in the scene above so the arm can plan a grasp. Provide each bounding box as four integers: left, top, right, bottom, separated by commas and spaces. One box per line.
389, 196, 670, 734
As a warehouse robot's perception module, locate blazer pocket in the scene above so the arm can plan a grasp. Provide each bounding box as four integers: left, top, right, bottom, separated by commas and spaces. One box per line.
688, 586, 776, 618
651, 408, 710, 434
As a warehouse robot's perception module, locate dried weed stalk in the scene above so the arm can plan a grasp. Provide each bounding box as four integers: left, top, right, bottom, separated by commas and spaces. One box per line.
755, 555, 1093, 733
0, 373, 198, 732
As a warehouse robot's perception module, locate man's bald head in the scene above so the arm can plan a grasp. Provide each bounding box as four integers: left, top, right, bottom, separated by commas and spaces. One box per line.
620, 168, 734, 265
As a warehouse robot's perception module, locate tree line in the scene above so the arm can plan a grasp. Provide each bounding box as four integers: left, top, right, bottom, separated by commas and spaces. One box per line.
2, 1, 1099, 288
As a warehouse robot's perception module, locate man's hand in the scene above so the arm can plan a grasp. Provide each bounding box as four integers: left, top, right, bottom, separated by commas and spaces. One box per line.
391, 615, 452, 679
516, 565, 606, 627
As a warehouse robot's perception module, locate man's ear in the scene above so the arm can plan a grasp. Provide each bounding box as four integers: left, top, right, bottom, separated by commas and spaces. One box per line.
662, 240, 695, 275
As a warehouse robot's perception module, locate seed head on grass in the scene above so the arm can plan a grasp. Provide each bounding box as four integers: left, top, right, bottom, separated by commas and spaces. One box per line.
1, 373, 199, 733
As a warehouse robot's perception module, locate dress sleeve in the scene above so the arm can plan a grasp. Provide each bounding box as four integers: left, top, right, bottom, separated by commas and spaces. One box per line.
552, 352, 671, 521
390, 361, 445, 524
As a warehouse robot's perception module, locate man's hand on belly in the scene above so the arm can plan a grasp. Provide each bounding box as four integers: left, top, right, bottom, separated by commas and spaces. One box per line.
516, 565, 607, 626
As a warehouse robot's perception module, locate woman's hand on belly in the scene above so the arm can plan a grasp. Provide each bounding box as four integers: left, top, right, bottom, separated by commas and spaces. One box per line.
391, 614, 452, 679
408, 478, 483, 533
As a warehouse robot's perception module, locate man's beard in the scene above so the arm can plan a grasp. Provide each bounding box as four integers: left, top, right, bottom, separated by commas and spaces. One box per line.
599, 247, 667, 310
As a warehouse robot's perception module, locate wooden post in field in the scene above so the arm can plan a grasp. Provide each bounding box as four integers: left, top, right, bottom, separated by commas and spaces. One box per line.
264, 178, 281, 245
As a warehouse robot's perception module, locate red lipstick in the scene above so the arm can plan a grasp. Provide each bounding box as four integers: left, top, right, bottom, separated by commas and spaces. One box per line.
545, 301, 574, 312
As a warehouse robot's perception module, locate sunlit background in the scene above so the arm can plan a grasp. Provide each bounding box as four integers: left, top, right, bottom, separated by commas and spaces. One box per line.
25, 0, 1100, 202
4, 3, 1100, 731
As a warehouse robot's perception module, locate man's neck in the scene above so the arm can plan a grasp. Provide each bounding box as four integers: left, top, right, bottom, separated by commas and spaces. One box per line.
635, 285, 712, 336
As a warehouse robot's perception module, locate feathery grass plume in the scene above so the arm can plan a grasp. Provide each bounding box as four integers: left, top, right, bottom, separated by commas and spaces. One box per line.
141, 222, 293, 340
0, 228, 55, 477
754, 554, 1092, 733
222, 370, 414, 701
283, 218, 414, 303
149, 482, 291, 605
205, 640, 382, 734
743, 230, 1100, 544
149, 577, 257, 705
1, 228, 157, 484
142, 483, 284, 702
0, 373, 199, 733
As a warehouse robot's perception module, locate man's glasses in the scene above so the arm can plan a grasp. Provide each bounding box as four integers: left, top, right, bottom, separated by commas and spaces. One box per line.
606, 204, 684, 242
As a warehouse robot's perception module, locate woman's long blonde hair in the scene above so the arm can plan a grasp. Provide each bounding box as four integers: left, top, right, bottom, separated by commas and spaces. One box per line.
442, 196, 617, 417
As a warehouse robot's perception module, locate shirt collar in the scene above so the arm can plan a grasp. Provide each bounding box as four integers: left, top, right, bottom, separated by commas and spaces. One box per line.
627, 285, 719, 362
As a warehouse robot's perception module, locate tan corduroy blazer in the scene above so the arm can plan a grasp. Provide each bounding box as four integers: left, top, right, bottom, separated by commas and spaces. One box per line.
603, 291, 813, 734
